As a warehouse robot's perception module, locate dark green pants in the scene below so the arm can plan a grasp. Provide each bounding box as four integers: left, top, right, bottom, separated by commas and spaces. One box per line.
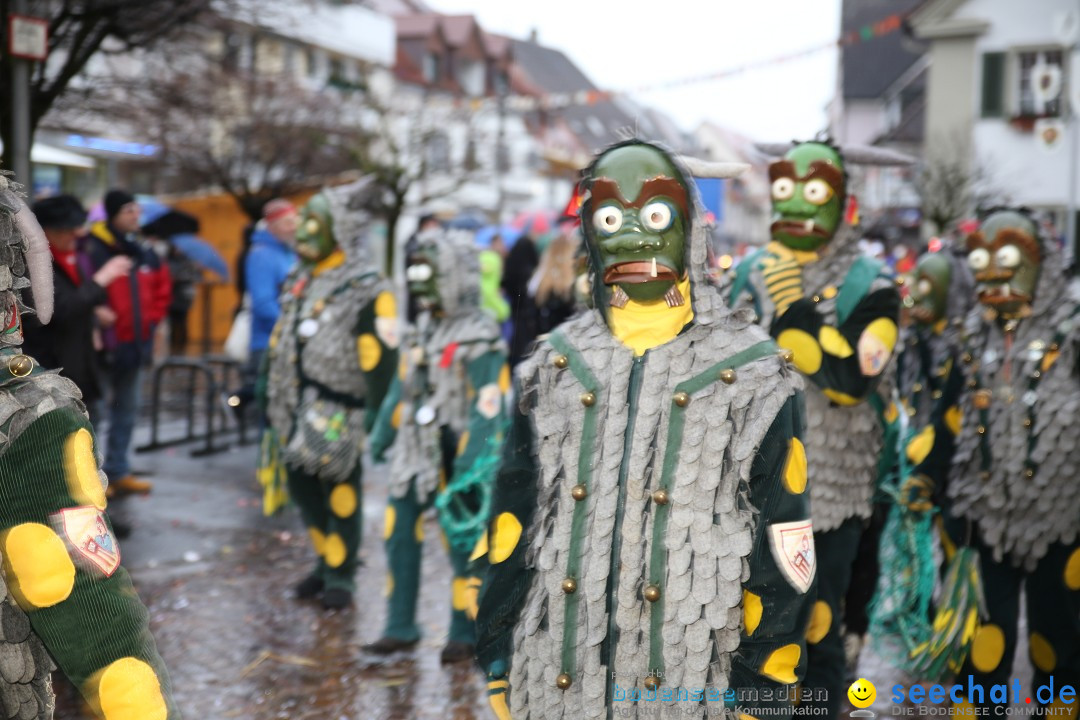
948, 518, 1080, 710
797, 517, 864, 718
286, 464, 363, 592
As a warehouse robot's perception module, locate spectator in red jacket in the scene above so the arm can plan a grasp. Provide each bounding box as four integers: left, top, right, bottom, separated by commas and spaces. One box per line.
86, 190, 172, 497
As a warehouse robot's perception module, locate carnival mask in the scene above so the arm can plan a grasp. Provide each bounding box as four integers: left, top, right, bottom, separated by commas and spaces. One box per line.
769, 142, 846, 252
295, 193, 337, 264
405, 246, 440, 312
908, 252, 951, 327
965, 210, 1040, 320
584, 144, 688, 306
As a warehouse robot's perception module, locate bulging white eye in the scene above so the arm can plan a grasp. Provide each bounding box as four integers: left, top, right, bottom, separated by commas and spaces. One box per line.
968, 248, 990, 271
917, 279, 933, 297
407, 264, 433, 282
639, 201, 674, 232
304, 219, 320, 234
771, 177, 795, 201
803, 179, 835, 206
995, 244, 1021, 268
592, 206, 623, 235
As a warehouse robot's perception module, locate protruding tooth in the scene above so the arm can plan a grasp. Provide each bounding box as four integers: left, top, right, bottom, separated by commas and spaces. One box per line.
650, 257, 658, 277
804, 219, 814, 232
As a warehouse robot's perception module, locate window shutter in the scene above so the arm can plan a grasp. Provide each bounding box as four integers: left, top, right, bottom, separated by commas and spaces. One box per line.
981, 52, 1006, 118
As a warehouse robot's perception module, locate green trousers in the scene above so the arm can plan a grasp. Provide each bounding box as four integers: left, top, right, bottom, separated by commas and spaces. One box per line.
286, 463, 363, 592
947, 516, 1080, 710
797, 517, 865, 718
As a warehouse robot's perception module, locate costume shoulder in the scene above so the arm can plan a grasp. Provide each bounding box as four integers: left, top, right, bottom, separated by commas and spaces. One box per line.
0, 370, 86, 446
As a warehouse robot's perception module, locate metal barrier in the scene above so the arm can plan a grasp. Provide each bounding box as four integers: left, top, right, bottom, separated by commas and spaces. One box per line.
135, 355, 250, 456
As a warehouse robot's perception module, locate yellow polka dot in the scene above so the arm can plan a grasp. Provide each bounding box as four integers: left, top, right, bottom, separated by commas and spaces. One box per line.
782, 437, 807, 494
414, 516, 425, 543
374, 291, 397, 318
329, 484, 357, 518
398, 356, 408, 381
1064, 548, 1080, 590
357, 334, 382, 371
383, 506, 396, 540
469, 532, 489, 562
390, 403, 403, 429
970, 623, 1005, 673
884, 401, 899, 424
452, 577, 469, 611
818, 326, 854, 358
385, 574, 394, 597
498, 364, 511, 394
776, 329, 822, 375
93, 657, 167, 720
945, 405, 963, 436
760, 643, 801, 684
743, 590, 762, 636
906, 425, 936, 465
490, 512, 522, 564
465, 577, 482, 620
806, 600, 832, 644
1042, 349, 1061, 373
308, 526, 326, 556
64, 429, 106, 510
3, 523, 75, 608
457, 431, 470, 456
1030, 632, 1057, 673
864, 317, 899, 353
822, 388, 860, 406
323, 533, 346, 568
822, 285, 838, 300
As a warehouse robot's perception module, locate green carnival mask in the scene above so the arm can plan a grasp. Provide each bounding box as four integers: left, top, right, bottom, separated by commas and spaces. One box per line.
909, 252, 951, 327
295, 194, 337, 264
965, 210, 1040, 321
769, 142, 846, 252
585, 143, 688, 306
405, 245, 440, 312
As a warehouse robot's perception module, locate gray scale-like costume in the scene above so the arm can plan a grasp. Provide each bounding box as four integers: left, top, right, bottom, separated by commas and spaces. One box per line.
388, 230, 504, 503
948, 241, 1080, 571
741, 228, 895, 532
508, 200, 802, 720
265, 185, 393, 483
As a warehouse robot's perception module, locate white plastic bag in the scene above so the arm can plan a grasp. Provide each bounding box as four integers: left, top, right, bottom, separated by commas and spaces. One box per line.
224, 295, 252, 362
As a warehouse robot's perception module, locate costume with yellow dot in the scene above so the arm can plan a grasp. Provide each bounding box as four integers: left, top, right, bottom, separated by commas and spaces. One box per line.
261, 185, 399, 605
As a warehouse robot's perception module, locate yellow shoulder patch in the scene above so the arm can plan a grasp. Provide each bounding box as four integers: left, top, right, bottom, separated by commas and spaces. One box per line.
490, 512, 522, 564
2, 523, 76, 608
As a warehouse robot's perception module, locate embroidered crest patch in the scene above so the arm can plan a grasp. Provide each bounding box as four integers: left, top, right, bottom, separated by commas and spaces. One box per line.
767, 519, 816, 593
53, 506, 120, 577
476, 383, 502, 419
375, 316, 400, 348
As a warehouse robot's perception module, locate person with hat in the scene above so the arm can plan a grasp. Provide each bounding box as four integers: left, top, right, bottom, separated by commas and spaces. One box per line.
22, 195, 131, 425
86, 190, 172, 498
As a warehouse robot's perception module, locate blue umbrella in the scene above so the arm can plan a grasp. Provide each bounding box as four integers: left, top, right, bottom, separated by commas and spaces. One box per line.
474, 224, 523, 250
447, 212, 487, 230
170, 233, 229, 279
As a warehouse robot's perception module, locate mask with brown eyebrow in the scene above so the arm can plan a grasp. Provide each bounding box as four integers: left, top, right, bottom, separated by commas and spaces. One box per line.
965, 210, 1041, 321
769, 142, 847, 252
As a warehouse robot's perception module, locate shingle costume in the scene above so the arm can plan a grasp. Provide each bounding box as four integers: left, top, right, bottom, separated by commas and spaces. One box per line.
366, 229, 507, 663
263, 178, 398, 610
0, 176, 179, 718
728, 141, 903, 716
477, 140, 815, 720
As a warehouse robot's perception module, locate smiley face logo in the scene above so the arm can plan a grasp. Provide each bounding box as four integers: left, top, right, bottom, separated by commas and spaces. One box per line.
848, 678, 877, 708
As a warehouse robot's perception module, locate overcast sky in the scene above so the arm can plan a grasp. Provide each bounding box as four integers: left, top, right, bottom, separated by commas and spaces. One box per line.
429, 0, 842, 142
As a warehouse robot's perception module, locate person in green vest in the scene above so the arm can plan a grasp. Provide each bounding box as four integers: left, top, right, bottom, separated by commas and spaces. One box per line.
728, 139, 905, 716
364, 228, 508, 664
261, 178, 399, 610
476, 139, 815, 720
0, 175, 180, 719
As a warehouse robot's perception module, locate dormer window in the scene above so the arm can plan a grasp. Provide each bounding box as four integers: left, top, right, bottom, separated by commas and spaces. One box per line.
423, 52, 441, 83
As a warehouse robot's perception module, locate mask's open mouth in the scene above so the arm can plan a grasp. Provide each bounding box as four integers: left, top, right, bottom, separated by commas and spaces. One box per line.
603, 259, 679, 285
977, 283, 1031, 307
770, 219, 831, 239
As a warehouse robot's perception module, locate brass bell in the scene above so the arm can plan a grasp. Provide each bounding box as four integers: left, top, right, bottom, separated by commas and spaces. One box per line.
932, 390, 943, 400
720, 369, 736, 384
556, 673, 572, 690
554, 355, 569, 369
580, 392, 596, 407
643, 585, 661, 603
973, 390, 992, 409
561, 578, 577, 594
976, 425, 986, 435
7, 354, 32, 378
644, 676, 661, 691
1024, 468, 1035, 479
651, 489, 669, 506
571, 484, 588, 501
1023, 417, 1032, 428
778, 348, 794, 363
673, 391, 690, 407
963, 353, 973, 364
912, 383, 923, 393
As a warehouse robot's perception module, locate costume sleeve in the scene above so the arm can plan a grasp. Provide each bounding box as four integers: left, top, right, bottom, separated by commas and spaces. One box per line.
772, 285, 901, 404
476, 395, 538, 718
0, 407, 180, 718
729, 392, 814, 720
247, 248, 282, 328
902, 351, 967, 509
368, 375, 401, 462
354, 290, 400, 434
452, 349, 508, 481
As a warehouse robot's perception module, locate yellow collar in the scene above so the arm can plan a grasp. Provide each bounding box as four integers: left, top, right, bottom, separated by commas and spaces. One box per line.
312, 249, 345, 277
608, 276, 694, 356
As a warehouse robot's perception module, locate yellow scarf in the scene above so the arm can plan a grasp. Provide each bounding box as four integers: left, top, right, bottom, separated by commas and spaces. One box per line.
609, 276, 694, 356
